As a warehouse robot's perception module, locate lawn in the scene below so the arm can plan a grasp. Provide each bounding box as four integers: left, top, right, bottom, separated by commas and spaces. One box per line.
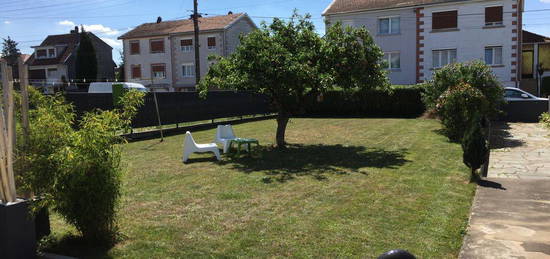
43, 118, 476, 258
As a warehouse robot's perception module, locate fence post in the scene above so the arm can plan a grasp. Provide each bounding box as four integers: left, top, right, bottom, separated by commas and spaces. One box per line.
153, 91, 164, 142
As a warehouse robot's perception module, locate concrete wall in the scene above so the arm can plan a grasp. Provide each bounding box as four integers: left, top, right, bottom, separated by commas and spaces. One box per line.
420, 0, 518, 87
325, 8, 417, 85
170, 32, 223, 88
124, 36, 174, 87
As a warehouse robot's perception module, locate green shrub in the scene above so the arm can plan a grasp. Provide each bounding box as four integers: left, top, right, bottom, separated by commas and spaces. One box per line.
423, 61, 504, 118
435, 82, 489, 142
540, 112, 550, 129
18, 87, 144, 243
462, 116, 489, 182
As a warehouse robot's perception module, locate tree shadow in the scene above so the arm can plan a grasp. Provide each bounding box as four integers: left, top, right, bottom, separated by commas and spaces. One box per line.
477, 179, 507, 190
490, 122, 525, 149
221, 144, 410, 183
39, 234, 114, 259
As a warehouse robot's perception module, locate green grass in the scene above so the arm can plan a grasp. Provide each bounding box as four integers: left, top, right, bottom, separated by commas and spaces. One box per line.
43, 118, 475, 258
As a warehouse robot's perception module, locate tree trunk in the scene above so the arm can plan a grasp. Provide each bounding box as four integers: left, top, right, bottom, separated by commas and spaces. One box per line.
276, 114, 289, 148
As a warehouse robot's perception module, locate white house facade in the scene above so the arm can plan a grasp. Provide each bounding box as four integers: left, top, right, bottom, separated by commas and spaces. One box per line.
323, 0, 524, 87
119, 13, 256, 92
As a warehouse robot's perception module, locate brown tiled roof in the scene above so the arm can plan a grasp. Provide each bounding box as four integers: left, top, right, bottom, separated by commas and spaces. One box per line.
119, 13, 247, 39
323, 0, 472, 15
523, 30, 550, 44
27, 33, 80, 66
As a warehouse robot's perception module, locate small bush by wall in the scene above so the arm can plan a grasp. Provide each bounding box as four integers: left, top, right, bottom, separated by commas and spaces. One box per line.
303, 86, 425, 118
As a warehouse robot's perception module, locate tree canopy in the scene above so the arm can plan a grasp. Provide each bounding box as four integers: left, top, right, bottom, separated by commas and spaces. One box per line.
75, 30, 98, 85
1, 36, 21, 65
199, 12, 389, 147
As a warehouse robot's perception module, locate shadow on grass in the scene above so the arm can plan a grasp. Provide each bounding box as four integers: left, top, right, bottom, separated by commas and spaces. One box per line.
39, 234, 114, 259
490, 122, 525, 149
222, 144, 410, 183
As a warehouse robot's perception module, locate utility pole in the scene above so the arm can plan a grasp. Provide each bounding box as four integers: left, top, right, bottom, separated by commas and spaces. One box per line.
192, 0, 201, 86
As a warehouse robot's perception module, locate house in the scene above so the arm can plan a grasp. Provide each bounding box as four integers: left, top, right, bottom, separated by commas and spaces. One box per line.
118, 13, 256, 92
323, 0, 524, 87
26, 27, 116, 87
521, 30, 550, 94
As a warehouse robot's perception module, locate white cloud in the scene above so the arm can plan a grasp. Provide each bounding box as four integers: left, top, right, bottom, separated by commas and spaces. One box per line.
541, 0, 550, 3
3, 21, 11, 24
58, 20, 75, 26
58, 20, 120, 36
83, 24, 120, 36
101, 38, 122, 48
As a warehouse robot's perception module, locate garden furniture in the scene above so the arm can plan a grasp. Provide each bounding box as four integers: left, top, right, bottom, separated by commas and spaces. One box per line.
215, 125, 238, 153
183, 131, 221, 162
229, 138, 259, 156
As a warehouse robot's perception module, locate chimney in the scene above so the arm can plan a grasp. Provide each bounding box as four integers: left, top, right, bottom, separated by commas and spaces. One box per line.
70, 26, 79, 34
228, 11, 233, 15
157, 16, 162, 23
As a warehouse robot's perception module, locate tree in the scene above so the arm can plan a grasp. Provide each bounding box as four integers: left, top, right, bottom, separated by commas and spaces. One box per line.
1, 36, 20, 65
462, 116, 488, 182
199, 12, 388, 148
75, 30, 98, 86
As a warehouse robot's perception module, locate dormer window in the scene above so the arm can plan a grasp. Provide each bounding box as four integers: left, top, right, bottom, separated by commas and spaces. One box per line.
37, 49, 47, 58
48, 48, 56, 58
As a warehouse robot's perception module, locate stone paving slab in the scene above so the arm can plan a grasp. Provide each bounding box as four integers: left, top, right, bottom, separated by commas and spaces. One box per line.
459, 178, 550, 259
488, 123, 550, 179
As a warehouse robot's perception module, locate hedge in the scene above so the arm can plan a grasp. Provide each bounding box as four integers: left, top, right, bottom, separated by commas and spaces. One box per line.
303, 86, 425, 118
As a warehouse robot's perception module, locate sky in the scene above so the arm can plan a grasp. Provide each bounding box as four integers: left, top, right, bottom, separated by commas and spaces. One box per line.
1, 0, 549, 64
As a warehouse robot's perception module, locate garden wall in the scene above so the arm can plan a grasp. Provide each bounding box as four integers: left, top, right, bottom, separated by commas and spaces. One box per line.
65, 91, 271, 128
303, 87, 425, 118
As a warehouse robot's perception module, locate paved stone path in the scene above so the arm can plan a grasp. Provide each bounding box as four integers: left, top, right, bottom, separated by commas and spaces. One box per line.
460, 123, 550, 259
488, 123, 550, 179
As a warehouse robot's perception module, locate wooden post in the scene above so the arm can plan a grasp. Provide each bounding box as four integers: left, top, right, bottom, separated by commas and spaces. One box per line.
153, 91, 164, 142
0, 61, 17, 203
192, 0, 201, 86
18, 57, 30, 145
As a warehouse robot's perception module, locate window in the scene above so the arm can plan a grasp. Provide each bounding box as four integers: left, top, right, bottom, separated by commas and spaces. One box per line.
432, 49, 457, 68
505, 89, 531, 99
48, 49, 56, 58
207, 37, 216, 50
432, 11, 458, 30
149, 39, 165, 53
182, 64, 195, 78
130, 40, 140, 55
379, 17, 400, 35
485, 6, 503, 26
485, 46, 503, 65
131, 65, 141, 79
539, 44, 550, 71
47, 68, 57, 78
36, 49, 47, 58
181, 39, 193, 52
383, 52, 400, 70
151, 63, 166, 79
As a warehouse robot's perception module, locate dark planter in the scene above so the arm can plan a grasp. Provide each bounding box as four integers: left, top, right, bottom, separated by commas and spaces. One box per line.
35, 206, 51, 241
0, 200, 37, 259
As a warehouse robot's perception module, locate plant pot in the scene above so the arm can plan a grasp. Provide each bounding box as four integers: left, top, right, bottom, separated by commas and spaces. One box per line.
0, 199, 37, 259
35, 206, 51, 241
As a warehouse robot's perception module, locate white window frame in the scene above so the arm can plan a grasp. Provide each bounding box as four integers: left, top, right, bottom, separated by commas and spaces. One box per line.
485, 5, 504, 26
151, 64, 166, 79
47, 48, 56, 58
485, 46, 503, 65
383, 52, 401, 70
378, 16, 400, 35
182, 63, 195, 78
181, 38, 193, 52
207, 37, 216, 50
432, 49, 457, 68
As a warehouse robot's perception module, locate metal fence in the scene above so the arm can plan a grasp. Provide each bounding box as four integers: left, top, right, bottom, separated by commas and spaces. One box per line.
65, 91, 272, 128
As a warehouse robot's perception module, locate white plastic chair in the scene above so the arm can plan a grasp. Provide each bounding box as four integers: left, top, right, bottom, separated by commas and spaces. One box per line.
215, 125, 238, 153
183, 131, 221, 163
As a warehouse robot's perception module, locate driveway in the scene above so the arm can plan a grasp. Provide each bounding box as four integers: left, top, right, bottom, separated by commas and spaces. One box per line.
460, 123, 550, 259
